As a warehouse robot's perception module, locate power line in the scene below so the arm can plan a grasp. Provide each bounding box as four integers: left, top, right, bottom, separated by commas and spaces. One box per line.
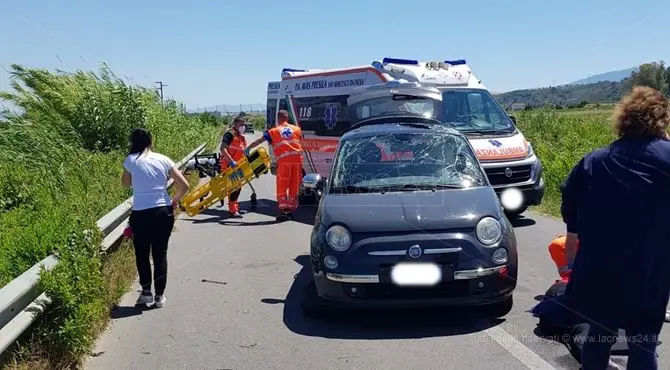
155, 81, 167, 102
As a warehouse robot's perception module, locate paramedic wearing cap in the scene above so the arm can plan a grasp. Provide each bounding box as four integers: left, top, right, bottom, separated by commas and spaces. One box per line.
219, 116, 248, 218
245, 109, 303, 221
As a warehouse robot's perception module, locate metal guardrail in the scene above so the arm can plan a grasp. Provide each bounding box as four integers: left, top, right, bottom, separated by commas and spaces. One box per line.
0, 143, 207, 355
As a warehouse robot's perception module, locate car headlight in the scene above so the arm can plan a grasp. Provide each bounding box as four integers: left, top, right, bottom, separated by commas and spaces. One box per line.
476, 217, 502, 246
526, 142, 534, 158
326, 225, 352, 252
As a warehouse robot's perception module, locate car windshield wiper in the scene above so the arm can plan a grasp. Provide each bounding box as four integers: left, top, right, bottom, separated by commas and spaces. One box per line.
460, 128, 513, 135
330, 185, 375, 193
374, 183, 464, 192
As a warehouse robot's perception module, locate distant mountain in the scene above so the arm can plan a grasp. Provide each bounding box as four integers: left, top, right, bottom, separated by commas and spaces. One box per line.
569, 67, 637, 85
494, 80, 628, 109
492, 66, 648, 108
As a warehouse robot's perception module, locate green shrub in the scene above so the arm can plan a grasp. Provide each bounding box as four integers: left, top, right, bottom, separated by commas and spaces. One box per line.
0, 63, 221, 367
247, 114, 266, 130
515, 107, 616, 216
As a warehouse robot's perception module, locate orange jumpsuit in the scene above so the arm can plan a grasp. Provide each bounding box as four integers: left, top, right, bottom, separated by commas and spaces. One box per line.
220, 129, 247, 214
266, 121, 303, 212
548, 236, 580, 280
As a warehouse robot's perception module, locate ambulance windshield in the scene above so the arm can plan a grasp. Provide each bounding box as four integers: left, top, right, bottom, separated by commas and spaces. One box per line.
349, 94, 441, 122
440, 89, 516, 135
329, 131, 485, 193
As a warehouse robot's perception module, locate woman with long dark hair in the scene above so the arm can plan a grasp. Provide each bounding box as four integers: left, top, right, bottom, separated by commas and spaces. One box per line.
121, 128, 190, 308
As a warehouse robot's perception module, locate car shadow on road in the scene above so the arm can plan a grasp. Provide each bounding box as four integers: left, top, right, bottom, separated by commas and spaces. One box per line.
261, 255, 506, 340
508, 215, 536, 228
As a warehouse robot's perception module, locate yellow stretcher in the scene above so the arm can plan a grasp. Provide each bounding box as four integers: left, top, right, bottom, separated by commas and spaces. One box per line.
180, 147, 271, 217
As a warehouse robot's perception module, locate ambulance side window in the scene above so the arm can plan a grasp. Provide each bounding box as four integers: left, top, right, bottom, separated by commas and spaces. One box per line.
361, 106, 370, 119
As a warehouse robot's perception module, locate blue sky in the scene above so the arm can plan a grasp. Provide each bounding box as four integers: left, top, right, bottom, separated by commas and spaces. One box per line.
2, 0, 668, 110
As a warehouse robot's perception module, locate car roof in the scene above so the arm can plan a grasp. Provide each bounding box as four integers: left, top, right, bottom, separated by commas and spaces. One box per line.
342, 115, 463, 141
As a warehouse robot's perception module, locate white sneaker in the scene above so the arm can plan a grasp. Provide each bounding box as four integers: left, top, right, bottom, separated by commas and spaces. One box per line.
136, 291, 153, 306
154, 295, 166, 308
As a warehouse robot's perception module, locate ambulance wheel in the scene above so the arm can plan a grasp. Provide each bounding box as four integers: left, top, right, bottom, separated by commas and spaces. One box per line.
504, 205, 528, 218
301, 280, 333, 319
484, 296, 514, 318
299, 192, 318, 206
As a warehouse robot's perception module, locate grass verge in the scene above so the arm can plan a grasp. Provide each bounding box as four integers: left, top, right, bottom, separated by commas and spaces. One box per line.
0, 63, 221, 369
514, 107, 616, 218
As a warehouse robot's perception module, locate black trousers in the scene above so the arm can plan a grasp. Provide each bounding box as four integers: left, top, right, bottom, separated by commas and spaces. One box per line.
129, 205, 175, 296
229, 188, 241, 202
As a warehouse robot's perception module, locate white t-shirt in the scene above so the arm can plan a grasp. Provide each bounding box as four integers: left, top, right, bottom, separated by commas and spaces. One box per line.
123, 151, 176, 211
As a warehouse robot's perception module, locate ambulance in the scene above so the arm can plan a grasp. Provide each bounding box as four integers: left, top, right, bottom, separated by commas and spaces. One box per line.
266, 58, 545, 215
265, 81, 280, 173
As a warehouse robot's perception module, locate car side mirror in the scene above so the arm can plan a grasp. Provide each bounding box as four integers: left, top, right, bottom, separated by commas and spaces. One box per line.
509, 115, 517, 124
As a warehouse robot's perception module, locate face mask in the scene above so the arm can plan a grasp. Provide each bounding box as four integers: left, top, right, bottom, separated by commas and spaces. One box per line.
237, 125, 245, 134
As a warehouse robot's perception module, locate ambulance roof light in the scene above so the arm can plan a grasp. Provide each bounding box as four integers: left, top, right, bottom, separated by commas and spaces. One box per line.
444, 59, 466, 66
382, 57, 419, 65
282, 68, 306, 73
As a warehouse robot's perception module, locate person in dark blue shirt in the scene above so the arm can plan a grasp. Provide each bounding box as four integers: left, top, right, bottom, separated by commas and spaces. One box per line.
560, 86, 670, 369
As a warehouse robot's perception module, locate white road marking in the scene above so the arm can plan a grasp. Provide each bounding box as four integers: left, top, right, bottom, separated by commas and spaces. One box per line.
484, 326, 557, 370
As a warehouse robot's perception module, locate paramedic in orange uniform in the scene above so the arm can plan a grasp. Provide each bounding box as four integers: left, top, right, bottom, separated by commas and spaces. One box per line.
219, 116, 248, 218
245, 109, 303, 221
548, 235, 580, 281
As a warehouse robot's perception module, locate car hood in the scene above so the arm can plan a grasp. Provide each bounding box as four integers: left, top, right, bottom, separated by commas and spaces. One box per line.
320, 187, 502, 233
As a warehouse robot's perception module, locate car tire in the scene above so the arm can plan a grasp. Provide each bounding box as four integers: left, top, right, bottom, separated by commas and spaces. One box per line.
301, 281, 333, 319
484, 296, 514, 318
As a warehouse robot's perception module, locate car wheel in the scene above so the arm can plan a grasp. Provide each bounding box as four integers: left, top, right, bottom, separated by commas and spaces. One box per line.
484, 296, 514, 318
301, 281, 333, 319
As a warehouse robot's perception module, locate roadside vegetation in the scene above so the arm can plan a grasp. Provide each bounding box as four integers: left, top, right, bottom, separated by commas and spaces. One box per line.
513, 106, 616, 217
0, 63, 221, 369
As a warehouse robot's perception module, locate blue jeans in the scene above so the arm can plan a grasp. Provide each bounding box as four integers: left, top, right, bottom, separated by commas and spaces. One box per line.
581, 324, 658, 369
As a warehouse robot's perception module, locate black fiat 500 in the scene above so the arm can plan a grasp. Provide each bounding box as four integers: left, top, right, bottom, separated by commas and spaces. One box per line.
303, 116, 518, 317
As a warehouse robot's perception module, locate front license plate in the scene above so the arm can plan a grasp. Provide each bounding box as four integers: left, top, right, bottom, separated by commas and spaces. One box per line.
391, 263, 441, 286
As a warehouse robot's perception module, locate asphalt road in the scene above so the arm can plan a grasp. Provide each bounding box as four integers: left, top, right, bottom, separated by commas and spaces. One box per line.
85, 133, 670, 370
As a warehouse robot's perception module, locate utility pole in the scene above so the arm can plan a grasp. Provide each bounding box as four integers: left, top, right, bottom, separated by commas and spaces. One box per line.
155, 81, 167, 103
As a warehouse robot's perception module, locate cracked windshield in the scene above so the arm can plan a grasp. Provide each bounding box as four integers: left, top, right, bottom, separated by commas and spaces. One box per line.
2, 1, 669, 370
330, 132, 485, 192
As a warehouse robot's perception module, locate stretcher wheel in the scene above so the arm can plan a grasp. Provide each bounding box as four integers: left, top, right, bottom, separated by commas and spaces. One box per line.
250, 193, 257, 209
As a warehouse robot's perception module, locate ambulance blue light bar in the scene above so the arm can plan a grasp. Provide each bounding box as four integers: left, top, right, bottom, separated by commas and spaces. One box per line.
444, 59, 466, 65
282, 68, 306, 73
382, 58, 419, 65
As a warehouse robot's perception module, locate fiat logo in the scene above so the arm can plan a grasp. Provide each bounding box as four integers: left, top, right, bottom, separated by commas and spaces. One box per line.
408, 245, 422, 259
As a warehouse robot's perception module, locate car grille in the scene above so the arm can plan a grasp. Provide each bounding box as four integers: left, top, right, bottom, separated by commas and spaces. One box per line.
485, 165, 532, 186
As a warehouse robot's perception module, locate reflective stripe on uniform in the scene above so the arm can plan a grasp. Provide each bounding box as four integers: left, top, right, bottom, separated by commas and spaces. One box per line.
276, 151, 303, 160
